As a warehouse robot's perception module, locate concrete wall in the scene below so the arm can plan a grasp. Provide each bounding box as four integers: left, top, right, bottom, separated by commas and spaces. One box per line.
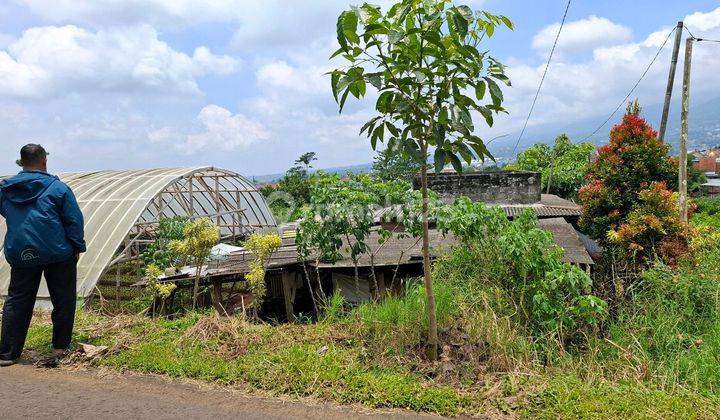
415, 171, 541, 205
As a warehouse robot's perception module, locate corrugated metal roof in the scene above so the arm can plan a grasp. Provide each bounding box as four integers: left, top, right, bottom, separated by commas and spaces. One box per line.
0, 167, 276, 300
499, 194, 581, 218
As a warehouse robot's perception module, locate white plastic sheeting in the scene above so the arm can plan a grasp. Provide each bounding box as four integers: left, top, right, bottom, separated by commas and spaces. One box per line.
0, 167, 276, 300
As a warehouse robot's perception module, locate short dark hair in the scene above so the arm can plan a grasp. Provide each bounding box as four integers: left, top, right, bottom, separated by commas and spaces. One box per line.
18, 144, 48, 167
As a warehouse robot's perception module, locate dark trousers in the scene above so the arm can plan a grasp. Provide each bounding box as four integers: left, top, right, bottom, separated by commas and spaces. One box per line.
0, 259, 77, 361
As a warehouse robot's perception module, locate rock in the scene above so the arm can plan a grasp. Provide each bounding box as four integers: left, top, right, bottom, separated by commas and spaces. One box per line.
79, 343, 109, 360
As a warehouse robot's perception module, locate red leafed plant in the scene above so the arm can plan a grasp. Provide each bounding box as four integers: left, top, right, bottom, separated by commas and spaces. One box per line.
606, 182, 689, 265
579, 108, 678, 242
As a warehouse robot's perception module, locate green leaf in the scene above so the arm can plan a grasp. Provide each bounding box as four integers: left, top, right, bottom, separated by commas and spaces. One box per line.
330, 47, 346, 59
388, 30, 403, 44
476, 105, 494, 126
433, 123, 446, 147
485, 77, 504, 106
349, 80, 366, 98
330, 71, 341, 102
343, 11, 360, 44
447, 152, 463, 173
338, 88, 351, 114
434, 148, 447, 173
438, 107, 449, 125
385, 122, 400, 137
456, 5, 474, 22
500, 16, 514, 30
474, 81, 486, 100
376, 91, 394, 113
367, 74, 382, 89
453, 12, 469, 37
414, 70, 427, 83
336, 13, 349, 50
493, 73, 512, 87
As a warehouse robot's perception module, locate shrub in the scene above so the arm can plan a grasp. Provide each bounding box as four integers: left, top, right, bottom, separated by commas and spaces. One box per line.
579, 111, 677, 241
508, 134, 595, 198
436, 198, 607, 344
244, 233, 282, 309
607, 182, 689, 265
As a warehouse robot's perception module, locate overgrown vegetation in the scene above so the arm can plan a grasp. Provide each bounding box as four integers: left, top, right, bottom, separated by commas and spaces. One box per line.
507, 134, 595, 199
25, 201, 720, 417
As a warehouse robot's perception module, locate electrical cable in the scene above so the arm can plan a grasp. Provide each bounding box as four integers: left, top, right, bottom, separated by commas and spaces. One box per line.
580, 27, 676, 142
511, 0, 572, 157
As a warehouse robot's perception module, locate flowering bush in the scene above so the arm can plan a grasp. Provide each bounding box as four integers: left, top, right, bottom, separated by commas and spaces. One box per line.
579, 112, 677, 241
607, 182, 689, 264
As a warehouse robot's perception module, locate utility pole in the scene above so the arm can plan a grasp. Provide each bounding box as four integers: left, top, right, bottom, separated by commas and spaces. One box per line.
679, 36, 694, 222
659, 21, 684, 141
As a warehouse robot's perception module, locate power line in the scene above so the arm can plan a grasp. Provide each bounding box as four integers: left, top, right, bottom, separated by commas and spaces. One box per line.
511, 0, 572, 157
580, 27, 676, 142
683, 26, 720, 43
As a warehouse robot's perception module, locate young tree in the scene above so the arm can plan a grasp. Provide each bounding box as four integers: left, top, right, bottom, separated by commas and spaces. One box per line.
244, 233, 283, 311
295, 152, 318, 173
330, 0, 512, 359
169, 218, 220, 309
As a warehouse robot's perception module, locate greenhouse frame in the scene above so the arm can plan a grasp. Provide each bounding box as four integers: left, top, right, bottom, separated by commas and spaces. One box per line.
0, 167, 277, 303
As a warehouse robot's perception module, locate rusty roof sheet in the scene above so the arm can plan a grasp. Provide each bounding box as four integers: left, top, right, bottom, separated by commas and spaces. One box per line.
537, 218, 594, 265
498, 194, 581, 218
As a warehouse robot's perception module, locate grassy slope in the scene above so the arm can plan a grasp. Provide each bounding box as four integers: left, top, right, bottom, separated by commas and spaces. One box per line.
24, 298, 720, 418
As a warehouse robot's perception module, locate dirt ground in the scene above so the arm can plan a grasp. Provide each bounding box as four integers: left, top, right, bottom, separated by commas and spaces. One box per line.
0, 363, 445, 420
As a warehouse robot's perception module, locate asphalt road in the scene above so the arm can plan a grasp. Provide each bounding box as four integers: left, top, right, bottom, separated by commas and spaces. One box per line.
0, 363, 443, 420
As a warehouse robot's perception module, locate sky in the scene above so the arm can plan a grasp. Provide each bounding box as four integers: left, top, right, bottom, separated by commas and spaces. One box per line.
1, 0, 720, 177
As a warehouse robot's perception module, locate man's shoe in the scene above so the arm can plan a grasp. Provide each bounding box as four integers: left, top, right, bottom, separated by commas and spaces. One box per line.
0, 359, 16, 367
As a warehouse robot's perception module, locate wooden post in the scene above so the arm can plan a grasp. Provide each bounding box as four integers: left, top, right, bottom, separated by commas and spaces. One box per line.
679, 36, 694, 222
659, 21, 684, 142
281, 270, 296, 322
377, 271, 387, 299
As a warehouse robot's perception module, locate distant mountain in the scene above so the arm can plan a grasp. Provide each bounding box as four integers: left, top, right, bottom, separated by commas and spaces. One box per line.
249, 97, 720, 183
249, 162, 373, 184
489, 96, 720, 160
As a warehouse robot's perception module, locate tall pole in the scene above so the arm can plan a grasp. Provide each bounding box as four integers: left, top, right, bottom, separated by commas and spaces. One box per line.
679, 37, 694, 222
659, 21, 684, 141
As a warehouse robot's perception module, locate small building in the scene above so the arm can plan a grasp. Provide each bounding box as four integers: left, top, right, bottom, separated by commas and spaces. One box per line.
701, 178, 720, 196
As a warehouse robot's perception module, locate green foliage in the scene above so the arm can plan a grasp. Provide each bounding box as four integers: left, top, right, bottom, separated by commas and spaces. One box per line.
371, 147, 422, 182
579, 111, 678, 241
607, 181, 689, 263
688, 153, 707, 193
296, 172, 424, 265
244, 233, 282, 309
262, 152, 319, 222
169, 218, 220, 307
141, 217, 188, 269
507, 134, 594, 198
436, 198, 607, 341
169, 218, 220, 265
331, 0, 513, 170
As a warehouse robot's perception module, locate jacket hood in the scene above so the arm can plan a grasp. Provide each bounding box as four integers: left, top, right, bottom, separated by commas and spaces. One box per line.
0, 171, 58, 205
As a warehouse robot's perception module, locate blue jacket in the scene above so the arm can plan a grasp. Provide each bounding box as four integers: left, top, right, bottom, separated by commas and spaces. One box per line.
0, 171, 86, 267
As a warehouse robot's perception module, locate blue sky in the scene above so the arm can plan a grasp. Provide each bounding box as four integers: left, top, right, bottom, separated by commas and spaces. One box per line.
0, 0, 719, 177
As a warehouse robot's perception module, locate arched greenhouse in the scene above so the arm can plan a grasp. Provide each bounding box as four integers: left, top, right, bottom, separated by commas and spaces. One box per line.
0, 167, 277, 305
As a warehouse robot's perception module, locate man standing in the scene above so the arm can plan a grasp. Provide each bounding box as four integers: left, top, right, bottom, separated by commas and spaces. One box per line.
0, 144, 85, 366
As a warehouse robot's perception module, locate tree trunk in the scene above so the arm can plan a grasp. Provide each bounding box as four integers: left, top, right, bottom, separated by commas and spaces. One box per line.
192, 265, 201, 310
420, 140, 438, 361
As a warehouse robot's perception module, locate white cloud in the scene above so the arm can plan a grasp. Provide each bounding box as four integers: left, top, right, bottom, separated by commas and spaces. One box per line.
532, 15, 632, 53
150, 105, 270, 154
0, 25, 240, 99
17, 0, 245, 28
